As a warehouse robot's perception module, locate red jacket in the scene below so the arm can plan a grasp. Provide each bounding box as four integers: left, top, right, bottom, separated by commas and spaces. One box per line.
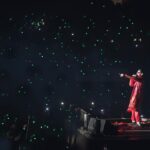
127, 77, 143, 112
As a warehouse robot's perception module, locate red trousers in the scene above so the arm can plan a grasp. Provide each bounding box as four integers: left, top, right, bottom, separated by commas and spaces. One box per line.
131, 110, 140, 122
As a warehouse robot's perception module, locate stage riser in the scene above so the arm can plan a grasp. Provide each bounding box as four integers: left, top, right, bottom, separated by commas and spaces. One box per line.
86, 118, 117, 135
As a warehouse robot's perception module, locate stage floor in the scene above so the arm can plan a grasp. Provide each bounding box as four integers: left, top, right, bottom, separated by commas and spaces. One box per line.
110, 118, 150, 140
79, 118, 150, 140
71, 118, 150, 150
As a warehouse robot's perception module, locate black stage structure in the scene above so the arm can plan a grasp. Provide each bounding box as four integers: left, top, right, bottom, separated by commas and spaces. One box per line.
66, 108, 150, 150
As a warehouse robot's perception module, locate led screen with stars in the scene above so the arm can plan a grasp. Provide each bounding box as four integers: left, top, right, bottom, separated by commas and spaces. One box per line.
0, 0, 150, 119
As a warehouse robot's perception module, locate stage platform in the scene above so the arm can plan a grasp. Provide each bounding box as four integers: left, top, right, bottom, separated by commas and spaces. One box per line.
111, 118, 150, 140
78, 117, 150, 140
72, 118, 150, 150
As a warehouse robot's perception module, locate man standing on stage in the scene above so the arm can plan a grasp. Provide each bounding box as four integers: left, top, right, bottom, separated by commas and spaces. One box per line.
120, 69, 143, 126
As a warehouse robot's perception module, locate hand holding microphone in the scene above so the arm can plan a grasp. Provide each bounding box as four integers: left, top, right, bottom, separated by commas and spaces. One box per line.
119, 73, 124, 77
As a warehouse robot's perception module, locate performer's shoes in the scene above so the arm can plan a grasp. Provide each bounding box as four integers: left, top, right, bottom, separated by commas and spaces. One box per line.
136, 122, 141, 127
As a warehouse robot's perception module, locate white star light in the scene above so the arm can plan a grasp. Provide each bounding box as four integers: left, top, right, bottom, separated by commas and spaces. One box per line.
45, 107, 49, 111
91, 102, 95, 105
60, 101, 64, 106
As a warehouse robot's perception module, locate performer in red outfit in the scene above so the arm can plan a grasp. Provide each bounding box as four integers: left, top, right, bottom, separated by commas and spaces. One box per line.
120, 69, 143, 126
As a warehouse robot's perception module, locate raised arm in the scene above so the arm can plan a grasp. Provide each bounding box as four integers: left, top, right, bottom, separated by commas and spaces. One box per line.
119, 73, 136, 79
120, 73, 136, 87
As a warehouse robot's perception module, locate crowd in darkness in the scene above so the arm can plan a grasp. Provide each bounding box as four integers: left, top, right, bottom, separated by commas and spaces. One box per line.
0, 106, 82, 149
